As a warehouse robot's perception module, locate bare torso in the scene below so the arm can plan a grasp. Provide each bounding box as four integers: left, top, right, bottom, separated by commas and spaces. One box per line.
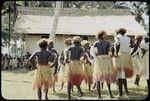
29, 50, 55, 65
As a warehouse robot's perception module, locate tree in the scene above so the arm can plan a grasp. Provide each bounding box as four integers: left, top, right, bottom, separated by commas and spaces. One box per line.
114, 1, 149, 31
49, 1, 63, 42
2, 1, 24, 56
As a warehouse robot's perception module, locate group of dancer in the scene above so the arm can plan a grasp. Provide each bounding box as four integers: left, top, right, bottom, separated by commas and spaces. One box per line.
28, 28, 149, 100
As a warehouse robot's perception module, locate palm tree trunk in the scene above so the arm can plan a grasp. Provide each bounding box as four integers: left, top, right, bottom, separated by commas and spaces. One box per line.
49, 1, 63, 42
8, 5, 11, 56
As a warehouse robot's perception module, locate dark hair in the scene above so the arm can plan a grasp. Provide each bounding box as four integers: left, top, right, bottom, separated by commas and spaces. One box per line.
95, 31, 107, 39
38, 39, 48, 48
135, 35, 142, 41
116, 28, 126, 35
73, 36, 82, 44
64, 38, 72, 46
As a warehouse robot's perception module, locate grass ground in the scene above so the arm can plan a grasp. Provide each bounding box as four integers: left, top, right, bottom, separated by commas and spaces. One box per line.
1, 68, 148, 100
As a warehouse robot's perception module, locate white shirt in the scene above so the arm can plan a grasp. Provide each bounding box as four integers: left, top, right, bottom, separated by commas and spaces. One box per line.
114, 34, 131, 53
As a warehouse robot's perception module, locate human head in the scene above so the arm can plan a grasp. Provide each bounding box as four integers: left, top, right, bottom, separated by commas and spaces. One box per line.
47, 39, 54, 50
37, 38, 48, 50
5, 54, 8, 57
95, 30, 107, 39
64, 38, 72, 47
135, 35, 143, 42
116, 28, 126, 36
81, 40, 90, 50
73, 36, 82, 45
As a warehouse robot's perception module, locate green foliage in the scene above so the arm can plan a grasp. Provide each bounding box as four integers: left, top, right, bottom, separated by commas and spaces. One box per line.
15, 1, 115, 9
115, 1, 149, 31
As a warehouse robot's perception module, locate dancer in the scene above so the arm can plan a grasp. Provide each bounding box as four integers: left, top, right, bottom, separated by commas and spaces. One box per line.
47, 40, 59, 93
130, 35, 143, 86
59, 38, 73, 91
93, 31, 116, 98
114, 28, 134, 97
140, 32, 149, 95
81, 40, 93, 91
66, 36, 84, 100
28, 38, 55, 100
90, 44, 104, 90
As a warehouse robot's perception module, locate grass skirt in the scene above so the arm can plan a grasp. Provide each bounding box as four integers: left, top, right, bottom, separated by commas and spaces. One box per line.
67, 60, 84, 86
142, 51, 149, 80
58, 64, 68, 83
93, 55, 117, 84
113, 52, 134, 78
33, 65, 53, 90
83, 63, 93, 85
132, 55, 143, 76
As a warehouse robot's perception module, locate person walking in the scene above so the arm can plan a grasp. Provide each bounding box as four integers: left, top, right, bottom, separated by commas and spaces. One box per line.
93, 31, 116, 98
28, 38, 55, 100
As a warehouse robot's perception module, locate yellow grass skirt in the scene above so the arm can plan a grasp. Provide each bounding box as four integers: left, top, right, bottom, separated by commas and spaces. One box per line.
142, 51, 149, 80
113, 52, 134, 78
68, 60, 84, 85
51, 67, 58, 82
93, 55, 117, 84
58, 64, 68, 83
83, 63, 93, 85
132, 55, 143, 76
33, 65, 53, 90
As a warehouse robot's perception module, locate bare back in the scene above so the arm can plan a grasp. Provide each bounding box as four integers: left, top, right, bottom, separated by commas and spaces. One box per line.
29, 50, 55, 65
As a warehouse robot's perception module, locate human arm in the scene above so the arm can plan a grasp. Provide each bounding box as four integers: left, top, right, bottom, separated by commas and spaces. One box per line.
28, 51, 37, 68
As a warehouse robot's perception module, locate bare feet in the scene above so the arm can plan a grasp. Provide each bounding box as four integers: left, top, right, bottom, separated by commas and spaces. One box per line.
110, 94, 114, 98
97, 95, 101, 99
78, 92, 84, 97
45, 96, 48, 100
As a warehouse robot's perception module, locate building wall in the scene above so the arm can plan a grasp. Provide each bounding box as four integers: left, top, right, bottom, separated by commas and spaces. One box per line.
26, 35, 41, 54
25, 35, 115, 55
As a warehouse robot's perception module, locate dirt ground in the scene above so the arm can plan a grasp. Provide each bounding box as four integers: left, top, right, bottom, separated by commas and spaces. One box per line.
1, 68, 148, 100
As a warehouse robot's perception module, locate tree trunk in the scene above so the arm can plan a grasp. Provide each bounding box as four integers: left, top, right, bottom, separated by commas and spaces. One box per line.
49, 1, 63, 43
8, 5, 11, 56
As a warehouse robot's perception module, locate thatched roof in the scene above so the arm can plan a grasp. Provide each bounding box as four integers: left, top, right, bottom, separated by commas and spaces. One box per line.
14, 7, 147, 36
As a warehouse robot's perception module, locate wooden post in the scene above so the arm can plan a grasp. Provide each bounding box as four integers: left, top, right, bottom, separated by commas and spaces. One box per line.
49, 1, 63, 43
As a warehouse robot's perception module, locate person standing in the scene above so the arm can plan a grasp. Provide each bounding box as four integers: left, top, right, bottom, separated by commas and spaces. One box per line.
114, 28, 134, 97
9, 56, 13, 70
1, 54, 4, 70
66, 36, 84, 100
81, 40, 93, 91
4, 54, 9, 70
140, 32, 149, 94
28, 38, 55, 100
12, 57, 18, 69
130, 35, 143, 86
59, 38, 73, 91
47, 40, 59, 93
93, 31, 116, 98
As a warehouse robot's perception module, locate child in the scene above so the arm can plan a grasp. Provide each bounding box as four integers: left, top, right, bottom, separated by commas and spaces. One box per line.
47, 39, 59, 93
114, 28, 134, 97
59, 38, 73, 91
66, 36, 84, 100
28, 38, 55, 100
130, 35, 143, 86
93, 31, 116, 98
81, 40, 93, 91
